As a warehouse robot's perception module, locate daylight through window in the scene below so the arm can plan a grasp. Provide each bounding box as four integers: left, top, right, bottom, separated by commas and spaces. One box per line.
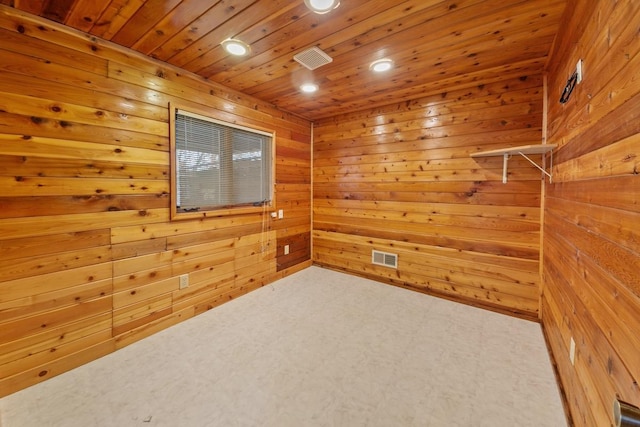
172, 108, 273, 218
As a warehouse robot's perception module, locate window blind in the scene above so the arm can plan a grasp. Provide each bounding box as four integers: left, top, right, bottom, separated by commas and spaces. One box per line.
175, 110, 272, 211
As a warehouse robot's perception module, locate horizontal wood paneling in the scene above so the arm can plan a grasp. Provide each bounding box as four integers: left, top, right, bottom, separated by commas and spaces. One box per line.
2, 1, 566, 120
313, 74, 546, 318
0, 7, 311, 397
541, 0, 640, 425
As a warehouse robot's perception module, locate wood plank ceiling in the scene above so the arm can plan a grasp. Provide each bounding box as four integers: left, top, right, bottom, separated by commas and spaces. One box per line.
2, 0, 567, 120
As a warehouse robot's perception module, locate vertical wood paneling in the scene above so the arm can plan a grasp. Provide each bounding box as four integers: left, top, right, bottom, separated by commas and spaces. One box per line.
313, 74, 546, 318
0, 6, 311, 397
542, 0, 640, 425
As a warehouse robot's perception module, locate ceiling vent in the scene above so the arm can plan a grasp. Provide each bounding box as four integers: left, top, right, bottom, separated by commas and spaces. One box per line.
294, 46, 333, 70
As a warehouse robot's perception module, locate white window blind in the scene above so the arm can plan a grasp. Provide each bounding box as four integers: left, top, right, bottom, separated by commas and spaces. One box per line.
175, 110, 272, 212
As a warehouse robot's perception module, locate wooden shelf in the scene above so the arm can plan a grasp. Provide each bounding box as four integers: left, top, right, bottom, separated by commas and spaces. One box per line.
471, 144, 557, 157
471, 144, 557, 183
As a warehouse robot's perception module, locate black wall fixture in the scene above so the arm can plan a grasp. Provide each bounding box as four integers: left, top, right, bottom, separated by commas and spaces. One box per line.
559, 59, 583, 104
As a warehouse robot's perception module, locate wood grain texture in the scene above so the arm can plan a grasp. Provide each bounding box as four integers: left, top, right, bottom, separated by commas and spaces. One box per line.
0, 7, 311, 397
1, 1, 566, 120
541, 0, 640, 425
313, 74, 546, 318
4, 5, 637, 426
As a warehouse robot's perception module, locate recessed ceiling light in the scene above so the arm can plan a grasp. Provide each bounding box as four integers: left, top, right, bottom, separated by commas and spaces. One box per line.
304, 0, 340, 14
300, 83, 319, 93
221, 38, 251, 56
370, 58, 394, 73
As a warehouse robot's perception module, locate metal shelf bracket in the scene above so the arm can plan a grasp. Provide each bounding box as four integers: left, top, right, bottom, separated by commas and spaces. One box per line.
471, 144, 557, 184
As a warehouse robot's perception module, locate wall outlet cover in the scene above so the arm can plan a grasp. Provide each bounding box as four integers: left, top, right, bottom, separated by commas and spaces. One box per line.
179, 274, 189, 289
576, 59, 583, 84
569, 337, 576, 365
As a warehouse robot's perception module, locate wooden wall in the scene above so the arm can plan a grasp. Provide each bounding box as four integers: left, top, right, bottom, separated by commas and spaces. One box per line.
0, 6, 311, 397
313, 73, 547, 319
541, 0, 640, 425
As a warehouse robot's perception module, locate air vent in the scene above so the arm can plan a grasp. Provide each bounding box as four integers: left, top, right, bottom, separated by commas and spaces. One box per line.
372, 250, 398, 269
294, 46, 333, 70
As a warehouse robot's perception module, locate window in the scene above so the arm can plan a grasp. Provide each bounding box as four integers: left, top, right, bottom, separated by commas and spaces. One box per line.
169, 104, 275, 219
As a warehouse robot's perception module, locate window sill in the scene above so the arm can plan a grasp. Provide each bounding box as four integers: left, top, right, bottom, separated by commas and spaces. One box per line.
171, 204, 275, 221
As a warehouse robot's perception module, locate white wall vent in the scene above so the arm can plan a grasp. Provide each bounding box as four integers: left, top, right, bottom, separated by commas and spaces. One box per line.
372, 250, 398, 269
294, 46, 333, 70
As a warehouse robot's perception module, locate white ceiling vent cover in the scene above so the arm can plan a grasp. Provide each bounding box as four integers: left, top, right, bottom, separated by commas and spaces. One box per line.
372, 250, 398, 269
294, 46, 333, 70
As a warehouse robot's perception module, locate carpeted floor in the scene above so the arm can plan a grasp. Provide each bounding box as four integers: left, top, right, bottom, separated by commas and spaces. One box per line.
0, 266, 566, 426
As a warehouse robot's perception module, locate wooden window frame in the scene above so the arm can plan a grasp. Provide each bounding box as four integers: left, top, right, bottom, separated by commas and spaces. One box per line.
169, 102, 276, 220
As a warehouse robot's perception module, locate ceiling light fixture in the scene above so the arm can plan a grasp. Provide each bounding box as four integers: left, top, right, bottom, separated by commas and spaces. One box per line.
221, 38, 251, 56
304, 0, 340, 14
300, 83, 319, 93
370, 58, 394, 73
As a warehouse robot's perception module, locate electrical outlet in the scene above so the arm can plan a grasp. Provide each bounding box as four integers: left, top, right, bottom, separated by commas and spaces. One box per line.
284, 244, 290, 255
576, 59, 583, 84
278, 209, 284, 219
569, 337, 576, 365
179, 274, 189, 289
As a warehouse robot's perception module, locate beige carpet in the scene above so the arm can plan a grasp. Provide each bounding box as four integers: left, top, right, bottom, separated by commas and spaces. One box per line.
0, 266, 566, 426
